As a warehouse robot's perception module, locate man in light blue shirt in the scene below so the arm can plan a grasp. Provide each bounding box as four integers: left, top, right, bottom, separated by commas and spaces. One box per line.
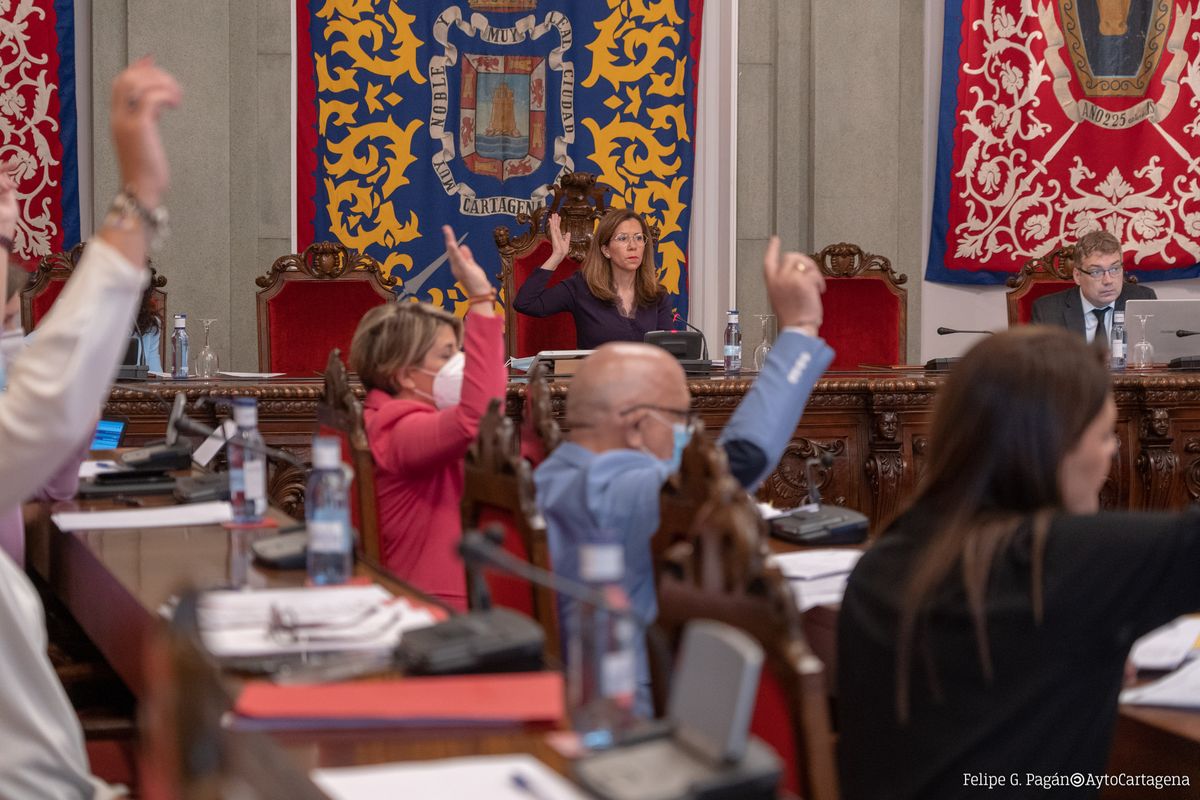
534, 236, 834, 716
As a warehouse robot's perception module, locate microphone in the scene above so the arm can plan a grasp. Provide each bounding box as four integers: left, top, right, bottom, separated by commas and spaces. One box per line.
671, 313, 710, 361
458, 528, 649, 627
937, 327, 994, 336
805, 452, 835, 506
171, 406, 307, 470
165, 391, 187, 446
1176, 330, 1200, 338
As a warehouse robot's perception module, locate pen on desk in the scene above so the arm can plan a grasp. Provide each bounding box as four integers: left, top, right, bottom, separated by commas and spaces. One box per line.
511, 771, 555, 800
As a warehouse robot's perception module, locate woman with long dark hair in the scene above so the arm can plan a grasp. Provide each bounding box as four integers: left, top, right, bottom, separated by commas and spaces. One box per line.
512, 208, 673, 349
838, 326, 1200, 799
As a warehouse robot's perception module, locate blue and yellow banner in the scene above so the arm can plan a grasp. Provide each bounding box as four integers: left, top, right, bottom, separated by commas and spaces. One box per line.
296, 0, 702, 318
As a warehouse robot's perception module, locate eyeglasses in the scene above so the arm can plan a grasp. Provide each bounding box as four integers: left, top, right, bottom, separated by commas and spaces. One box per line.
1077, 263, 1123, 280
612, 233, 646, 245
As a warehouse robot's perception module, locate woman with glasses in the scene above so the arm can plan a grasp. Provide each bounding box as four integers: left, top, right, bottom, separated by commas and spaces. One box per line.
513, 207, 674, 348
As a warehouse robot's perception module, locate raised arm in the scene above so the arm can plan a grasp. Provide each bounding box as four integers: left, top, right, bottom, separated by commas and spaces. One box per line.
512, 212, 576, 317
720, 237, 834, 489
0, 60, 181, 511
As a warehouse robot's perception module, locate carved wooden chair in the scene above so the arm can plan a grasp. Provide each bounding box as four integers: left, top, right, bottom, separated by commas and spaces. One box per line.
256, 241, 397, 373
651, 420, 729, 566
652, 478, 840, 800
494, 171, 612, 357
463, 398, 560, 659
518, 358, 563, 466
139, 591, 329, 800
21, 244, 168, 363
1006, 244, 1140, 325
316, 349, 380, 563
811, 243, 907, 369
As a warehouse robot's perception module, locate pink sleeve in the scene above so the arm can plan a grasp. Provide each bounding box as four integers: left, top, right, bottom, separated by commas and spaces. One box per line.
371, 313, 507, 473
31, 436, 89, 502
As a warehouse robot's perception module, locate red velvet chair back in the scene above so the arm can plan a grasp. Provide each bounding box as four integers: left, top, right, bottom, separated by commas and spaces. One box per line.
496, 171, 613, 357
652, 475, 840, 800
1006, 244, 1141, 326
22, 245, 168, 363
811, 243, 907, 370
315, 349, 381, 563
518, 359, 563, 466
256, 242, 396, 374
463, 399, 560, 659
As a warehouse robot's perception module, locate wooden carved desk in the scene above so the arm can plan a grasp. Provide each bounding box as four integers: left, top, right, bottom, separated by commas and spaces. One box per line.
107, 369, 1200, 527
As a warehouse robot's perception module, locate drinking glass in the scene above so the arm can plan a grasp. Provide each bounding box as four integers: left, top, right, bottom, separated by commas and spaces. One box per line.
753, 314, 776, 371
1131, 314, 1155, 369
196, 318, 220, 378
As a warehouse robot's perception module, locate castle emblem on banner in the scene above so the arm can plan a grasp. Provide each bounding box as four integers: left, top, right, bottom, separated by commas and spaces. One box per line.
429, 7, 574, 218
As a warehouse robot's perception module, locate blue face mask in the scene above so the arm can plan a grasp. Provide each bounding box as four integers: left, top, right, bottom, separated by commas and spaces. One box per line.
667, 420, 694, 472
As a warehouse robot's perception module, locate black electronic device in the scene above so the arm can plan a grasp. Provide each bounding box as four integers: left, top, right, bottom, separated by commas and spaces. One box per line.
250, 531, 308, 570
923, 357, 959, 372
174, 472, 231, 503
645, 330, 705, 361
768, 453, 869, 546
1169, 356, 1200, 370
395, 607, 544, 675
78, 470, 177, 497
117, 442, 193, 471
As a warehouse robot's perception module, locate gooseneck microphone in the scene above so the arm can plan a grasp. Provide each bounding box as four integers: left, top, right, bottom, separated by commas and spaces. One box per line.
804, 452, 835, 506
170, 400, 307, 470
672, 312, 710, 361
1176, 330, 1200, 338
936, 327, 994, 336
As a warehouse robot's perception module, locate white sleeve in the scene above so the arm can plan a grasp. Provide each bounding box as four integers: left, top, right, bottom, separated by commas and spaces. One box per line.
0, 554, 124, 798
0, 239, 146, 509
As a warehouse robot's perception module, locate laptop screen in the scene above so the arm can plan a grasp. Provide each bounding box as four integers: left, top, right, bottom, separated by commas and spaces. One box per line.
90, 419, 126, 451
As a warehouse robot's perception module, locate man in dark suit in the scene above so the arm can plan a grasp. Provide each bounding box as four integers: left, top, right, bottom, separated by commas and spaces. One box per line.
1031, 230, 1156, 343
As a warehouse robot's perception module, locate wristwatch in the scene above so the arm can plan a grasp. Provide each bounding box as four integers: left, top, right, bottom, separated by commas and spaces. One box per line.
105, 188, 169, 253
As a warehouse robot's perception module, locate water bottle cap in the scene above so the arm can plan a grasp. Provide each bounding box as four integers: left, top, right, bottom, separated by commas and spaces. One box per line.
174, 314, 187, 328
312, 435, 342, 469
727, 309, 739, 321
232, 397, 257, 427
580, 542, 623, 581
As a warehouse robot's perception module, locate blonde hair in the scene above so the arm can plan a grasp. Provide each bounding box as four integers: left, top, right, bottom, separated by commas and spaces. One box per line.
349, 302, 462, 394
579, 208, 664, 309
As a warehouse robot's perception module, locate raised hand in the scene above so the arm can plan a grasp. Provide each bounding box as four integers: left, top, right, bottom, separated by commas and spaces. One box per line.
762, 235, 825, 335
442, 225, 495, 314
545, 211, 570, 268
109, 57, 182, 209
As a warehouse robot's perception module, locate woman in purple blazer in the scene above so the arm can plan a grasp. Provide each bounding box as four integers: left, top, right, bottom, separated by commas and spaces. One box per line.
513, 208, 674, 349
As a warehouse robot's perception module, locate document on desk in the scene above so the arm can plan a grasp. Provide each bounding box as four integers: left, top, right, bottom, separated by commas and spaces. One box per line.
218, 371, 286, 379
1129, 616, 1200, 672
197, 584, 436, 658
768, 549, 863, 612
1121, 658, 1200, 709
52, 501, 234, 531
312, 754, 589, 800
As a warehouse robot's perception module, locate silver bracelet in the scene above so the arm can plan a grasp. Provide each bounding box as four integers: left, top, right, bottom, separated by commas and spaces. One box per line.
105, 188, 169, 253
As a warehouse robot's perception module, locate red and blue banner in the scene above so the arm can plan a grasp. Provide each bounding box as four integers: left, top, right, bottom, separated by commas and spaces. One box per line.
296, 0, 702, 318
927, 0, 1200, 284
0, 0, 80, 265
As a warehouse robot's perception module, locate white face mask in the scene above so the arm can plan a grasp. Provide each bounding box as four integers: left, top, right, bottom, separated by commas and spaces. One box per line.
417, 351, 465, 409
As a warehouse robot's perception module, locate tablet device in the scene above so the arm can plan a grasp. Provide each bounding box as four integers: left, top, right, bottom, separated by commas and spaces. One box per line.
90, 419, 127, 451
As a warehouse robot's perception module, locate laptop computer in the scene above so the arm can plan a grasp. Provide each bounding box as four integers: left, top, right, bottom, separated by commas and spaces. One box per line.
1123, 299, 1200, 364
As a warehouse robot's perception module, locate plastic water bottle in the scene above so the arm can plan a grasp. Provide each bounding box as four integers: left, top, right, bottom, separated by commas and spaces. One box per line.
723, 309, 742, 375
171, 314, 189, 378
306, 435, 353, 585
1111, 310, 1126, 370
567, 529, 635, 750
228, 397, 266, 523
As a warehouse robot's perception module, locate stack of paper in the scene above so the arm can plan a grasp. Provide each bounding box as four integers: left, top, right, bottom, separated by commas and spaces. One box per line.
312, 754, 587, 800
52, 501, 234, 531
197, 584, 435, 658
1129, 616, 1200, 672
768, 549, 863, 611
1122, 658, 1200, 709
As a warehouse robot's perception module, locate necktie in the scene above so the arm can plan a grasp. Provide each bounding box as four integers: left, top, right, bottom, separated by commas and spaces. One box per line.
1092, 307, 1110, 343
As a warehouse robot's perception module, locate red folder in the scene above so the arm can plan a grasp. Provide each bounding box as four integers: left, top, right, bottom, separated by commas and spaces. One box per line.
234, 671, 563, 725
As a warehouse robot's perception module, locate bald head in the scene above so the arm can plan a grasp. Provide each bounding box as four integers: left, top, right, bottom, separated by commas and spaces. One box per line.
567, 343, 689, 454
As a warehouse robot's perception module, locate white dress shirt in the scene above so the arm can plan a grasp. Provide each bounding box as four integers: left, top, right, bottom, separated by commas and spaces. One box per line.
1079, 290, 1113, 344
0, 238, 143, 798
